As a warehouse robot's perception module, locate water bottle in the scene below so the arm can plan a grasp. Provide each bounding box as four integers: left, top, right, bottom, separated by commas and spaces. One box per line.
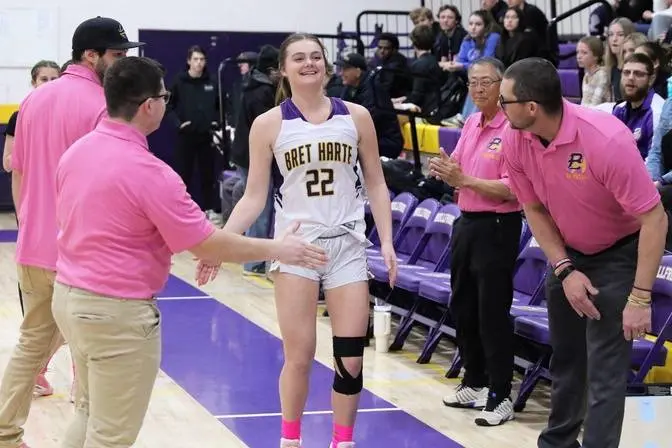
667, 75, 672, 99
373, 302, 392, 353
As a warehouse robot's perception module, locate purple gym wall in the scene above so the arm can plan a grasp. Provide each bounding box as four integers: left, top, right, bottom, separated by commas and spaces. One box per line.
138, 30, 289, 206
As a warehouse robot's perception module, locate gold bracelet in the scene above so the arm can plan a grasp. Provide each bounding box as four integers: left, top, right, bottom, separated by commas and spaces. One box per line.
628, 294, 652, 308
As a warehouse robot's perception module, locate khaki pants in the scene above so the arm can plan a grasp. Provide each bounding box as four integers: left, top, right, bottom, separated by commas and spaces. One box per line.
0, 265, 63, 447
51, 282, 161, 448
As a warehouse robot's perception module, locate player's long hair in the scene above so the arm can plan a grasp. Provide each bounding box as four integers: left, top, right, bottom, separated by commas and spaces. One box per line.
275, 33, 333, 105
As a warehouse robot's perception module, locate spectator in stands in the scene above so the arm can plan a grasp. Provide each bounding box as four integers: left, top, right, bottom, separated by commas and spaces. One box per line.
409, 7, 441, 42
336, 53, 404, 159
636, 41, 671, 98
646, 97, 672, 184
577, 36, 612, 106
613, 53, 664, 159
482, 0, 508, 24
506, 0, 556, 65
589, 0, 625, 37
227, 51, 257, 127
605, 17, 636, 102
226, 45, 280, 276
370, 33, 411, 99
392, 25, 442, 115
495, 7, 537, 68
649, 0, 672, 40
442, 10, 501, 123
167, 45, 221, 223
622, 32, 649, 59
434, 5, 468, 62
431, 57, 520, 427
3, 61, 60, 173
501, 57, 666, 448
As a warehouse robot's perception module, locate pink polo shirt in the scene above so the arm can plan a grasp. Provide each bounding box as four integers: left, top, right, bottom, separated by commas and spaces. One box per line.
11, 64, 107, 271
55, 119, 215, 299
503, 100, 660, 255
451, 110, 521, 213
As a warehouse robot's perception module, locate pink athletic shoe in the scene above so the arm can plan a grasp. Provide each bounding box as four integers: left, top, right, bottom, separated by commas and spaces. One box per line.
34, 373, 53, 398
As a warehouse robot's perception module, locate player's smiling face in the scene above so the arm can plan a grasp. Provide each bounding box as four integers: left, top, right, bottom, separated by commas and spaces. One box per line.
283, 39, 326, 88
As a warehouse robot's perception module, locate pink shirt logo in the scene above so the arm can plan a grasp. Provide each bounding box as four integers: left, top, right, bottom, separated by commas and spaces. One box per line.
483, 137, 502, 160
566, 152, 587, 181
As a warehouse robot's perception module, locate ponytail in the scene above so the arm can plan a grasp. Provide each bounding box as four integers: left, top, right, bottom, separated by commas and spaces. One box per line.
275, 77, 291, 105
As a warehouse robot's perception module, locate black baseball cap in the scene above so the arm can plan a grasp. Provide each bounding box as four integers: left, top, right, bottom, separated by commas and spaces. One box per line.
72, 17, 145, 51
334, 53, 367, 71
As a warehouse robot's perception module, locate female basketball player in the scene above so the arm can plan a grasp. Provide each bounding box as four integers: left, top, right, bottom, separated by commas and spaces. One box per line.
220, 33, 397, 448
2, 60, 68, 400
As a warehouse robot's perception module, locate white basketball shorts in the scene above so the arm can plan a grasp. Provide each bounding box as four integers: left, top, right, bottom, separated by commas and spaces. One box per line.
269, 224, 370, 290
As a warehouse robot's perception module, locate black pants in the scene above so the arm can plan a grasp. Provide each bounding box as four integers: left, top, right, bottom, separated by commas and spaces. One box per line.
449, 211, 522, 400
538, 234, 637, 448
174, 132, 217, 211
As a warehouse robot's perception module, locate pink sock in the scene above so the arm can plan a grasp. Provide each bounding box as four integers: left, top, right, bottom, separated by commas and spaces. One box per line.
332, 423, 354, 445
281, 419, 301, 440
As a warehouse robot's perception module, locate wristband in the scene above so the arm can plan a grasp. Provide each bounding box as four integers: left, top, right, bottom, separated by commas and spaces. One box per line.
553, 258, 571, 269
556, 264, 575, 282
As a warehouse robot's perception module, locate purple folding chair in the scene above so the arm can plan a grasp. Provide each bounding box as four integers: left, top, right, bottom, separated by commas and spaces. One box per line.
444, 235, 549, 377
382, 203, 460, 351
364, 189, 395, 221
630, 256, 672, 383
513, 255, 672, 412
367, 198, 439, 281
367, 192, 418, 258
559, 69, 581, 100
558, 43, 578, 69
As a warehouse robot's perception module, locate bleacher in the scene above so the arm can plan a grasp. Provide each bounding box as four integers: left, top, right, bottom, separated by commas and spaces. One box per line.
364, 190, 672, 408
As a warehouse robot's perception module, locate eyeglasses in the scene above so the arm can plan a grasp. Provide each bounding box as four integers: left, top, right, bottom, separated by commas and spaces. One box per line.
498, 94, 538, 106
467, 78, 501, 88
621, 69, 650, 79
137, 91, 171, 105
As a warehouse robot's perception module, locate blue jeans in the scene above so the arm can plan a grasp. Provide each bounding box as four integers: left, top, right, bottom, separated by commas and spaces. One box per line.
237, 167, 274, 272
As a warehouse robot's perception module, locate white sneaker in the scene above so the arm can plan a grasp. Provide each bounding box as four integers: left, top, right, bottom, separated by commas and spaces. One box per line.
329, 443, 355, 448
474, 397, 514, 426
442, 383, 489, 409
280, 438, 301, 448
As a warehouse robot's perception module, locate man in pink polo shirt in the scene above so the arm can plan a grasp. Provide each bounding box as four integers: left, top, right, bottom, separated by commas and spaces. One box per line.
500, 57, 667, 448
0, 16, 144, 448
429, 57, 521, 427
50, 56, 326, 448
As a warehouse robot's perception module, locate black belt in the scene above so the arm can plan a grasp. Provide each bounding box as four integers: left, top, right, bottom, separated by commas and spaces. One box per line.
460, 210, 522, 220
568, 231, 639, 258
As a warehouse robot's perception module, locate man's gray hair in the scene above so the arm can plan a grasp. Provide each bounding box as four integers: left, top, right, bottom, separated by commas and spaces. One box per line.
468, 57, 506, 78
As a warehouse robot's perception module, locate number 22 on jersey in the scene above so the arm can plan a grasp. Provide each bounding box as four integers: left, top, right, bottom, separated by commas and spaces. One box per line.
306, 169, 334, 197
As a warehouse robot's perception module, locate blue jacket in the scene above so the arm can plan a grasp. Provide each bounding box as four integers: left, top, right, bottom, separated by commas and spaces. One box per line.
646, 96, 672, 183
456, 33, 500, 69
612, 89, 664, 159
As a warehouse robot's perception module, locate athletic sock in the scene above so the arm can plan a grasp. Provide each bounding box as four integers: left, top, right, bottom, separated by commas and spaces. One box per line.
281, 418, 301, 440
332, 423, 354, 445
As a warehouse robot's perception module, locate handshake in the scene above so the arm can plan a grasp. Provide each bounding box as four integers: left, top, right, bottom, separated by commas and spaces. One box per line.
195, 221, 328, 285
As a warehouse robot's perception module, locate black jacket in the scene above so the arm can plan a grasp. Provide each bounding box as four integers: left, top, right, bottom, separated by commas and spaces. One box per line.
342, 71, 404, 159
168, 70, 220, 135
230, 69, 276, 169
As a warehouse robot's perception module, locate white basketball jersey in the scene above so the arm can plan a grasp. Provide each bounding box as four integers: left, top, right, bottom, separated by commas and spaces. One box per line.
271, 97, 365, 242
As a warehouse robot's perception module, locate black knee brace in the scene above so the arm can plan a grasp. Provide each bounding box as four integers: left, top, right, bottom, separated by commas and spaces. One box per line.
332, 336, 366, 395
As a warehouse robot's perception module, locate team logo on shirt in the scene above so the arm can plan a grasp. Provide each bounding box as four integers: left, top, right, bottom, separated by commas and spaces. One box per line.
566, 152, 587, 180
482, 137, 502, 159
633, 127, 641, 141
